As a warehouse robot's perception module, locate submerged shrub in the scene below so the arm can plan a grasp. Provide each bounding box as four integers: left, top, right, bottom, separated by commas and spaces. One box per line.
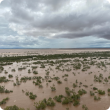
0, 97, 9, 105
34, 98, 55, 110
0, 77, 9, 83
94, 96, 101, 100
62, 97, 72, 104
73, 100, 80, 106
108, 88, 110, 92
90, 91, 94, 96
93, 87, 98, 90
4, 105, 25, 110
50, 86, 56, 91
78, 89, 87, 95
8, 74, 13, 78
73, 83, 77, 88
98, 90, 105, 95
57, 80, 62, 84
33, 71, 38, 74
54, 95, 64, 102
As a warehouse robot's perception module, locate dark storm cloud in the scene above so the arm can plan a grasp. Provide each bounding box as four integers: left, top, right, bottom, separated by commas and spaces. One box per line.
1, 0, 110, 40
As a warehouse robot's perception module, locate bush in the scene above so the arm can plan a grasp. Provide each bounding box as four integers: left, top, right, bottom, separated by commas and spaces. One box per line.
93, 87, 98, 90
54, 95, 64, 102
8, 74, 13, 78
73, 100, 80, 106
29, 92, 37, 99
82, 105, 88, 110
0, 77, 9, 83
50, 86, 56, 91
98, 90, 105, 95
94, 96, 101, 100
46, 98, 55, 106
4, 105, 25, 110
108, 88, 110, 92
62, 97, 72, 104
73, 83, 77, 88
78, 89, 87, 95
90, 91, 94, 96
57, 80, 62, 84
0, 97, 9, 105
33, 71, 38, 74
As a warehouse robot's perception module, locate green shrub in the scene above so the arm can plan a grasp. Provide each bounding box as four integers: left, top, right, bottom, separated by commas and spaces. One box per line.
78, 89, 87, 95
57, 80, 62, 84
8, 74, 13, 78
62, 97, 72, 104
0, 97, 9, 105
29, 92, 37, 99
4, 105, 25, 110
0, 76, 9, 83
54, 95, 64, 102
46, 98, 55, 106
73, 100, 80, 106
33, 71, 38, 74
93, 87, 98, 90
73, 83, 77, 88
108, 88, 110, 92
34, 98, 55, 110
50, 86, 56, 91
98, 90, 105, 95
90, 91, 94, 96
94, 96, 101, 100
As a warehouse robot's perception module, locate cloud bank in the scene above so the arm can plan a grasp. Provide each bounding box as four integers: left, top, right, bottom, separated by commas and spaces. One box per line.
0, 0, 110, 48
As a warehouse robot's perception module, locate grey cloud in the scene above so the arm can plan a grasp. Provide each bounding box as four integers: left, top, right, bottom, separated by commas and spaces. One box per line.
1, 0, 110, 40
0, 35, 40, 48
0, 0, 10, 7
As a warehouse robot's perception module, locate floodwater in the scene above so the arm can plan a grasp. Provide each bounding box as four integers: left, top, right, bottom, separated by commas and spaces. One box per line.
0, 48, 110, 56
0, 49, 110, 110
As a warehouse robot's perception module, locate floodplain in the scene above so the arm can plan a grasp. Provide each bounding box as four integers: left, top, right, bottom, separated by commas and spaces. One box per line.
0, 49, 110, 110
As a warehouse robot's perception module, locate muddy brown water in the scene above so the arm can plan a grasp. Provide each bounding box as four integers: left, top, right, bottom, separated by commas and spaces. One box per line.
0, 50, 110, 110
0, 48, 110, 56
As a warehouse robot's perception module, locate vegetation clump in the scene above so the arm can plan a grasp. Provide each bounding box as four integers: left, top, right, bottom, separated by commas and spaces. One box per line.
94, 96, 101, 100
0, 66, 4, 72
0, 86, 13, 93
98, 90, 105, 95
78, 89, 87, 95
33, 71, 38, 74
4, 105, 25, 110
73, 83, 77, 88
54, 95, 64, 102
8, 74, 13, 78
0, 77, 9, 83
0, 97, 9, 105
57, 80, 62, 84
62, 97, 72, 104
24, 91, 37, 100
93, 87, 98, 90
90, 91, 94, 96
11, 69, 15, 72
34, 98, 55, 110
50, 86, 56, 91
82, 105, 89, 110
108, 88, 110, 92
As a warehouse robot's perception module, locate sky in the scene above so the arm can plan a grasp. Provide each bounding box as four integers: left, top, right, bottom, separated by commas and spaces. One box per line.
0, 0, 110, 48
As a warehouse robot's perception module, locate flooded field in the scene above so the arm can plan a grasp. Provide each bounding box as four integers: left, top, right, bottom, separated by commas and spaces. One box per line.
0, 49, 110, 110
0, 48, 110, 57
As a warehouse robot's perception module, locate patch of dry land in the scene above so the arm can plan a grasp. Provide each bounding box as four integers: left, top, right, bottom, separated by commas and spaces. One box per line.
1, 49, 110, 110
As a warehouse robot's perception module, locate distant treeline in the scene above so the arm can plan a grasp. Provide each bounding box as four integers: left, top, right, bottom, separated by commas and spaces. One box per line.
0, 51, 110, 62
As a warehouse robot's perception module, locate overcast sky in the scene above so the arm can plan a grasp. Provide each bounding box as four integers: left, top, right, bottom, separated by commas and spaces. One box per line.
0, 0, 110, 48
